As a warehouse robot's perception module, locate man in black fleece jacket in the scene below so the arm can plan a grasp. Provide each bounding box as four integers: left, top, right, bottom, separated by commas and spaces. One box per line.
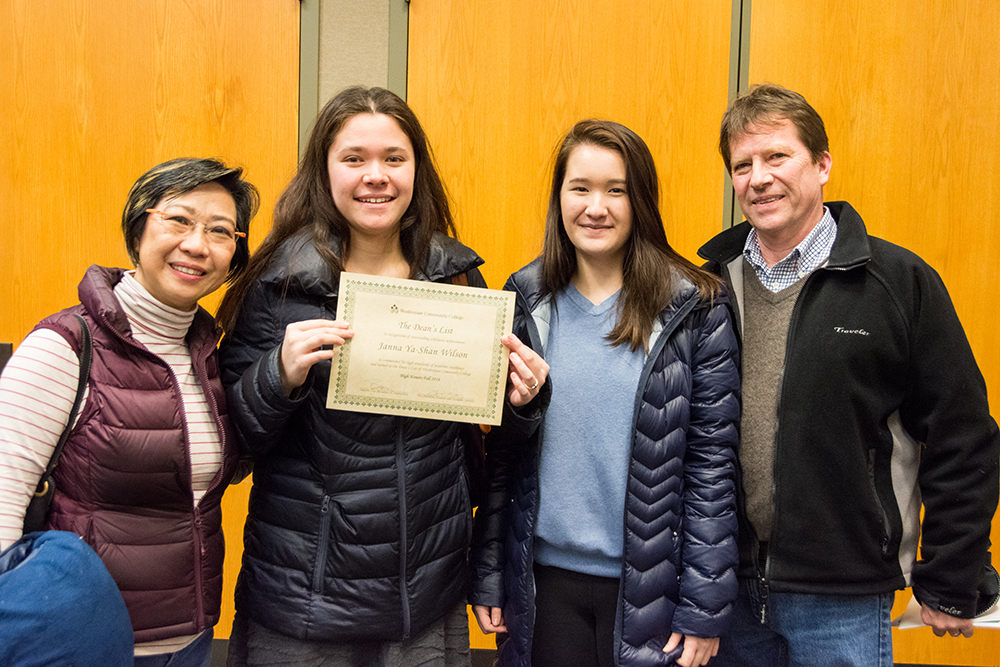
698, 83, 999, 667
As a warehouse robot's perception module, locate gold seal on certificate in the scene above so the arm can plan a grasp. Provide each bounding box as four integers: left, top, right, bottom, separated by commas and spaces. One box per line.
327, 272, 516, 425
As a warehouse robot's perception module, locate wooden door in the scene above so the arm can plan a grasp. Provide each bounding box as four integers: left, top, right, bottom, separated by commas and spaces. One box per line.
0, 0, 300, 637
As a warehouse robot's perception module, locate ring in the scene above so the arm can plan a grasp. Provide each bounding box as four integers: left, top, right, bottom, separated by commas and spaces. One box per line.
527, 377, 538, 391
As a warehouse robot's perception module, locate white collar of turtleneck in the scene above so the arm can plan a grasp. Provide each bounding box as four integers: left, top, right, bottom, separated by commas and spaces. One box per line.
114, 271, 197, 344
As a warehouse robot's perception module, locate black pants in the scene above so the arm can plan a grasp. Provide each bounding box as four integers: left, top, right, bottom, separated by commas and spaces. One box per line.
531, 563, 619, 667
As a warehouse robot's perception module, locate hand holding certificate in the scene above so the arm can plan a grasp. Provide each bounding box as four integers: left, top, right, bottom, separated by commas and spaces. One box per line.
327, 272, 517, 424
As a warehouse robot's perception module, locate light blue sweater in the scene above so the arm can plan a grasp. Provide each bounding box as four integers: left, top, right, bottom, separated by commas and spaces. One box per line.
533, 284, 644, 578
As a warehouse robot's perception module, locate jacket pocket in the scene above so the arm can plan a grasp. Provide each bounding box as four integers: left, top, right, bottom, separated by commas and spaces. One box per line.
312, 495, 333, 593
867, 449, 891, 555
311, 495, 358, 593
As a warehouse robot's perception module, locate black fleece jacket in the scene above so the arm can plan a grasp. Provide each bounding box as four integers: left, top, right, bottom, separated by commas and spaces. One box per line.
698, 201, 999, 618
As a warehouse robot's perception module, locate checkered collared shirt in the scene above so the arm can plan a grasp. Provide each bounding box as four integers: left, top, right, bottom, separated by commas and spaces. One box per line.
743, 207, 837, 293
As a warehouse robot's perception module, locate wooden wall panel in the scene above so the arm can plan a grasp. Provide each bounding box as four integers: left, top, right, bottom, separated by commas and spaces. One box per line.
748, 0, 1000, 664
407, 0, 733, 292
0, 0, 299, 638
407, 0, 733, 648
0, 0, 299, 342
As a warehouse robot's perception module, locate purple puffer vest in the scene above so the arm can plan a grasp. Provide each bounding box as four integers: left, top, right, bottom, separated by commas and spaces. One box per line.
33, 265, 237, 643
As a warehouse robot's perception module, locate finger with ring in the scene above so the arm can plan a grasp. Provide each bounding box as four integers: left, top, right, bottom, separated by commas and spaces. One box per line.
527, 377, 538, 391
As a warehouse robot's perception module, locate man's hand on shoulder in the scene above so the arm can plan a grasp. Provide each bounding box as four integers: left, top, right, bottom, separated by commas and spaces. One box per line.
920, 603, 974, 638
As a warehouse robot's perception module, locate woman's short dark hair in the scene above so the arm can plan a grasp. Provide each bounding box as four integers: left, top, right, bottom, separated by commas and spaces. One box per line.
121, 158, 260, 281
542, 120, 721, 351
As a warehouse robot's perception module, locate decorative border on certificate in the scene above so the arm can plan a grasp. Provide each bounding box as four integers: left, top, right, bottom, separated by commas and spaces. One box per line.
327, 272, 516, 425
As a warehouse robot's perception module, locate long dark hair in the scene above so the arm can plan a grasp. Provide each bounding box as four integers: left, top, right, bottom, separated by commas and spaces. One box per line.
218, 86, 455, 330
542, 119, 722, 351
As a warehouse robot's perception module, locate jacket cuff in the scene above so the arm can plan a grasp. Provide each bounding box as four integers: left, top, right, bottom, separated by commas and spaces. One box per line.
500, 382, 550, 436
912, 584, 978, 619
469, 571, 505, 609
259, 345, 311, 406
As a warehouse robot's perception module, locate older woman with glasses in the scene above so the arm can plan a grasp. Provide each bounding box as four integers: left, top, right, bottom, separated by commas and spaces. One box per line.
0, 157, 258, 667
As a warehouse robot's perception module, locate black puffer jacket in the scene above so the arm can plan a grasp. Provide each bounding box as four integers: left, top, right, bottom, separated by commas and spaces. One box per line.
220, 231, 486, 642
470, 260, 741, 666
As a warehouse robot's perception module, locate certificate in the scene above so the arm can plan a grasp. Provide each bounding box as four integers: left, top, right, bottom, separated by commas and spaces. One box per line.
326, 272, 516, 425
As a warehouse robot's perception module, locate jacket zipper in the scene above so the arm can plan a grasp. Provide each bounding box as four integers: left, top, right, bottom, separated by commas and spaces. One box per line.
195, 343, 229, 499
758, 272, 808, 626
395, 418, 411, 638
105, 315, 222, 632
521, 287, 544, 659
867, 449, 891, 554
313, 495, 332, 593
614, 295, 700, 652
192, 506, 206, 627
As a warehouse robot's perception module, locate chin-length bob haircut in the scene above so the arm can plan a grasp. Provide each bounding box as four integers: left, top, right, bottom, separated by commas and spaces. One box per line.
121, 157, 260, 282
542, 119, 722, 351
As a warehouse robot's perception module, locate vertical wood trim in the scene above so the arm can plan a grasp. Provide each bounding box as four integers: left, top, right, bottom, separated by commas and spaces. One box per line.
300, 0, 321, 157
387, 0, 409, 100
722, 0, 752, 230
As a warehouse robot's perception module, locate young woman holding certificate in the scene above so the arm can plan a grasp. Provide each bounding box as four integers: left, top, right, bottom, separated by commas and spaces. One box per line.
216, 86, 548, 667
469, 120, 741, 667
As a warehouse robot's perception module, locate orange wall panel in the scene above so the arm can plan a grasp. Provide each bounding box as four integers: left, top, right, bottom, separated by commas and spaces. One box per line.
0, 0, 299, 344
408, 0, 733, 292
0, 0, 300, 639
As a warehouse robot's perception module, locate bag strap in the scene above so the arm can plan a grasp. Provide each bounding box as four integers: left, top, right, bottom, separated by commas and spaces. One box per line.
37, 314, 92, 487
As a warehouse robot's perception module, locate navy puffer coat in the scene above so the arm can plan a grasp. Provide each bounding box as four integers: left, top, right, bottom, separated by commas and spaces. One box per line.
470, 260, 740, 666
220, 231, 486, 642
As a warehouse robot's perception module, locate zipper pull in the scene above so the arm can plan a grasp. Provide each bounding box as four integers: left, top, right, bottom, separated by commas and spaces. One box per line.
194, 508, 206, 556
758, 575, 768, 624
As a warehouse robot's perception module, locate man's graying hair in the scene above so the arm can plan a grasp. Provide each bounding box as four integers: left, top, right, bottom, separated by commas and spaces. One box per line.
719, 83, 829, 171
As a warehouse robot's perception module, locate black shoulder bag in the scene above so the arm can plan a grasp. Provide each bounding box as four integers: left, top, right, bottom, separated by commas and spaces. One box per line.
22, 314, 93, 534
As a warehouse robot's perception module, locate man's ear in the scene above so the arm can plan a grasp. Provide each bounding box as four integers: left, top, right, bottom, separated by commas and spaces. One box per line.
817, 152, 832, 186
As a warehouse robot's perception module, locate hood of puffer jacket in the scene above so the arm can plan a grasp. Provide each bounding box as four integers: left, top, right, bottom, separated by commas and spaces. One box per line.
507, 257, 717, 353
259, 231, 485, 297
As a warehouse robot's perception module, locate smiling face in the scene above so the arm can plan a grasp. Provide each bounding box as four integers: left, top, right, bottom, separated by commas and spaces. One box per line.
327, 112, 415, 243
560, 144, 633, 270
729, 118, 832, 259
133, 182, 238, 311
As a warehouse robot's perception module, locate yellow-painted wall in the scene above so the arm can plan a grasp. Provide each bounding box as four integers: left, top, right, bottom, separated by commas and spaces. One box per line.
0, 0, 299, 639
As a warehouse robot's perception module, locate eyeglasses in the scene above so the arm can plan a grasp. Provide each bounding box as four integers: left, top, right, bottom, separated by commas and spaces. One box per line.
146, 208, 246, 245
